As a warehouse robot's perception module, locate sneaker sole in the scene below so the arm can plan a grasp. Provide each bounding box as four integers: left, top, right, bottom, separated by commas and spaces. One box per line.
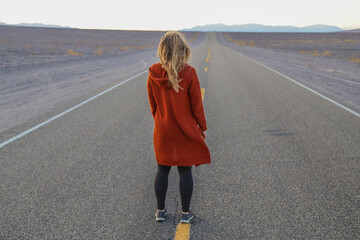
180, 215, 194, 223
155, 213, 167, 222
156, 218, 166, 222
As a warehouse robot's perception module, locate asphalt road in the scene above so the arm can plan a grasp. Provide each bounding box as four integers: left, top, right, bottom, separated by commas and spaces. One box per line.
1, 33, 359, 239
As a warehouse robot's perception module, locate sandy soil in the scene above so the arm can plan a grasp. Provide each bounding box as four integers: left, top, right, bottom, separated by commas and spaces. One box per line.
217, 32, 360, 115
0, 26, 202, 70
222, 32, 360, 64
0, 26, 206, 134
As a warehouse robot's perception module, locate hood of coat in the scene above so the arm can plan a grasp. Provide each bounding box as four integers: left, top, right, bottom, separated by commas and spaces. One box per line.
148, 63, 170, 89
148, 63, 190, 89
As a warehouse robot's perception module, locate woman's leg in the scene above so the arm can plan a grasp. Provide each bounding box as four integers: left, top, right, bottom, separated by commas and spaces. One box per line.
177, 166, 193, 213
154, 164, 171, 210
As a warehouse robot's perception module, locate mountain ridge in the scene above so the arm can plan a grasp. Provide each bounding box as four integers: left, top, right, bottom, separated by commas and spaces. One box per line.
182, 23, 343, 32
0, 22, 72, 28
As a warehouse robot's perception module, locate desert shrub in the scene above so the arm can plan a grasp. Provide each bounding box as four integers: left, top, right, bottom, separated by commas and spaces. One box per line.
93, 49, 103, 55
310, 50, 319, 57
67, 49, 82, 56
322, 51, 332, 56
348, 56, 360, 64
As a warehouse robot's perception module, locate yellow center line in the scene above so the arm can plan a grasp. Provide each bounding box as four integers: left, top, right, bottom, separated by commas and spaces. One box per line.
174, 48, 207, 240
174, 223, 191, 240
205, 47, 211, 62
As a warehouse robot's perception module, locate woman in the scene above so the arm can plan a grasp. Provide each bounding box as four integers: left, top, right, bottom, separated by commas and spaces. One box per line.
147, 31, 211, 223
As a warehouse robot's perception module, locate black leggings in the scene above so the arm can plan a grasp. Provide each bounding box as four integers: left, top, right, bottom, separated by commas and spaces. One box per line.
154, 164, 193, 212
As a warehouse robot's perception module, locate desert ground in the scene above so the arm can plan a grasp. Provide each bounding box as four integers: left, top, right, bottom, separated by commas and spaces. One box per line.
0, 26, 201, 69
219, 32, 360, 114
223, 32, 360, 64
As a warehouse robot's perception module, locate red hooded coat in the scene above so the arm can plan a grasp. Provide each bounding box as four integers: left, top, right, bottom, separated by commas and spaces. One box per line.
147, 62, 211, 167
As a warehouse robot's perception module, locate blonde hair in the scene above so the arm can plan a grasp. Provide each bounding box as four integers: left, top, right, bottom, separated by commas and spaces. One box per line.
157, 31, 191, 93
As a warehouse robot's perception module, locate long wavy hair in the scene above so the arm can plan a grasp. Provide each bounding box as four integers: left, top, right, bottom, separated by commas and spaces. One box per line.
157, 31, 191, 93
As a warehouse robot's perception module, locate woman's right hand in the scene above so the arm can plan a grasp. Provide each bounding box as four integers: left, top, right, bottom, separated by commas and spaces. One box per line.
201, 131, 206, 140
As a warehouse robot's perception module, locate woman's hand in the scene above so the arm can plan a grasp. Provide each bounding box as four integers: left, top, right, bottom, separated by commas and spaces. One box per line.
201, 131, 206, 140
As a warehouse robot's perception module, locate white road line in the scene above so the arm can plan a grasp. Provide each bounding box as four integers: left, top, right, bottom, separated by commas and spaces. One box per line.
226, 46, 360, 118
0, 70, 148, 149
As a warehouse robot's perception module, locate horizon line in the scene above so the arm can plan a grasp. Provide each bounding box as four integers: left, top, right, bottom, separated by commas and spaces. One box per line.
1, 21, 359, 31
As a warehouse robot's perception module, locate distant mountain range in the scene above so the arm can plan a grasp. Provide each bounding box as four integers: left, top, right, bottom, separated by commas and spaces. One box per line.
182, 23, 344, 32
0, 22, 72, 28
0, 22, 348, 32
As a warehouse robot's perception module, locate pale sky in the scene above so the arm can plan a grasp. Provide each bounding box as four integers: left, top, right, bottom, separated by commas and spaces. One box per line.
1, 0, 359, 30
